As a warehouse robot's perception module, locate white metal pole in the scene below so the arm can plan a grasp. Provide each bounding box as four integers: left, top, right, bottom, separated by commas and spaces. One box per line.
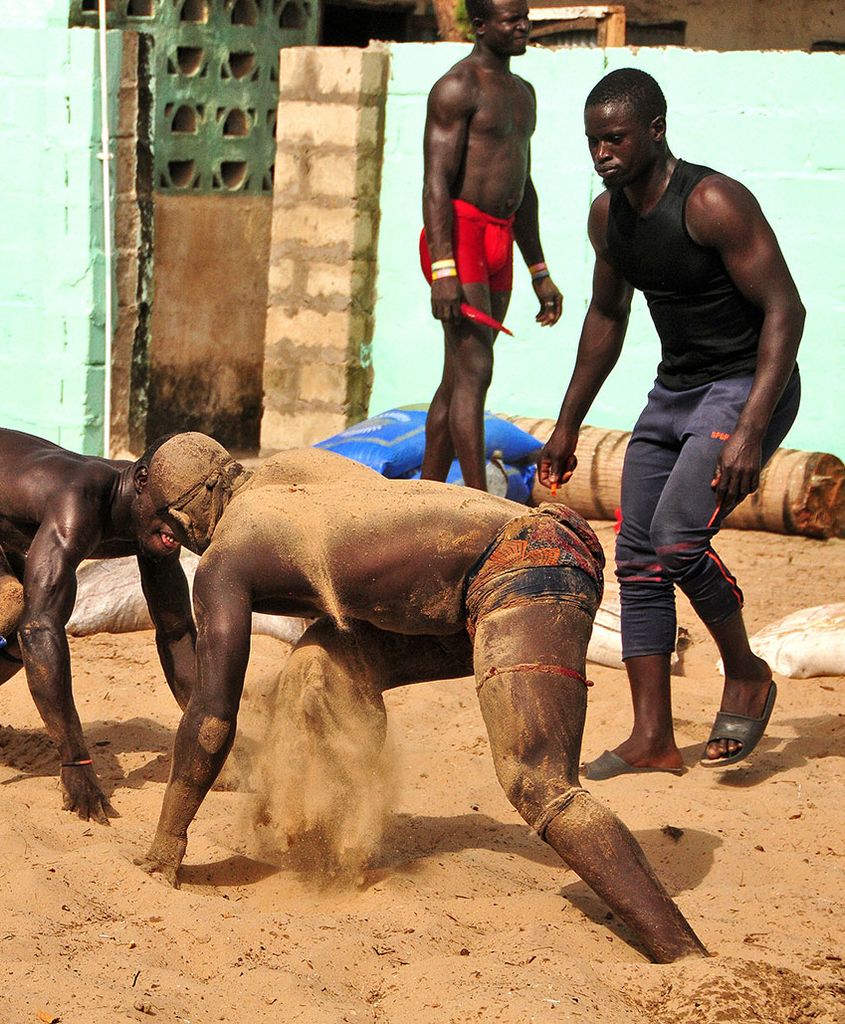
97, 0, 113, 456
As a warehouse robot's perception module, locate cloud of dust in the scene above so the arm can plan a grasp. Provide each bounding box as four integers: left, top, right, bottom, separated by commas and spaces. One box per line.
230, 663, 399, 886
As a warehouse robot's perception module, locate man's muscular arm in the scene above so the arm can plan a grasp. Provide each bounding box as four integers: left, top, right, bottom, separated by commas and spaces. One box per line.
19, 493, 117, 823
538, 195, 633, 488
686, 176, 805, 507
511, 80, 561, 326
138, 551, 196, 711
513, 167, 563, 327
422, 70, 476, 323
137, 558, 252, 886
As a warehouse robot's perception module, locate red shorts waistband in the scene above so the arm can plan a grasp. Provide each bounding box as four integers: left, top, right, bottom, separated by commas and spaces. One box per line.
452, 198, 515, 228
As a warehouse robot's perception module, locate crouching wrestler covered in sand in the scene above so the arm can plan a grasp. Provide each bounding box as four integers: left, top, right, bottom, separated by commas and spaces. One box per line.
135, 432, 707, 963
0, 429, 215, 821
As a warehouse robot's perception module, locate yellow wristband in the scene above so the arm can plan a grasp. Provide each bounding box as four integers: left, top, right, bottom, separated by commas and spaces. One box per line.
432, 267, 458, 281
431, 258, 456, 272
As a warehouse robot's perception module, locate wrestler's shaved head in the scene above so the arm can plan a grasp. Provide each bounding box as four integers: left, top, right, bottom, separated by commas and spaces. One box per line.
585, 68, 667, 126
145, 432, 250, 554
138, 432, 180, 469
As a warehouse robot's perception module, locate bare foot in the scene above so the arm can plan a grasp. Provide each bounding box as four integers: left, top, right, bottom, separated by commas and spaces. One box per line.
134, 852, 181, 888
133, 835, 186, 888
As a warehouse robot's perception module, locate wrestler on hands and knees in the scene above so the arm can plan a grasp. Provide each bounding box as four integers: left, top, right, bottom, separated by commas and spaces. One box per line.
419, 0, 562, 490
135, 432, 708, 963
538, 70, 804, 779
0, 429, 211, 822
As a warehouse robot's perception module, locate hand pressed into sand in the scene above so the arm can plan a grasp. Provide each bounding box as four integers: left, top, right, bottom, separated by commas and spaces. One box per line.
61, 762, 118, 824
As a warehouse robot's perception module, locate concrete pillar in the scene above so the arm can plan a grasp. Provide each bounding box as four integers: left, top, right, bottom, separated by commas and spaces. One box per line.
261, 44, 390, 453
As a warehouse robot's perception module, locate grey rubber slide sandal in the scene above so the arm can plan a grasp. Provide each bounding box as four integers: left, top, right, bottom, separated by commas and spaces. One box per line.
699, 680, 777, 769
582, 749, 685, 781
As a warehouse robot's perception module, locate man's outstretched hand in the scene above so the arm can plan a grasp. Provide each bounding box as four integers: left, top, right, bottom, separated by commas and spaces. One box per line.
61, 763, 118, 825
538, 425, 579, 490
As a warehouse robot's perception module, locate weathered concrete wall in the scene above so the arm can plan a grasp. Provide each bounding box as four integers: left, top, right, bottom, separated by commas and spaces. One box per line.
370, 44, 845, 461
260, 45, 390, 453
111, 31, 144, 459
0, 6, 304, 458
147, 194, 271, 453
625, 0, 844, 51
110, 6, 293, 457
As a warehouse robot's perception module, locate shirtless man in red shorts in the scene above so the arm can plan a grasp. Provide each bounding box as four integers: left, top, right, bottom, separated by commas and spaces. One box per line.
134, 433, 707, 963
419, 0, 563, 490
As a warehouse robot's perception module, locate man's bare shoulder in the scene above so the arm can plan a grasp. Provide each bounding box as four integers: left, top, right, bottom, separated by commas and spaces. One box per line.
428, 57, 481, 110
434, 54, 480, 89
40, 457, 125, 514
0, 429, 124, 479
511, 72, 537, 98
589, 188, 612, 214
686, 171, 758, 219
587, 189, 612, 252
685, 171, 763, 247
201, 449, 388, 557
0, 431, 123, 522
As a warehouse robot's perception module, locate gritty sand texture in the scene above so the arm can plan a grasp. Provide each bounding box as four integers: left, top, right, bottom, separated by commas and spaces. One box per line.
0, 523, 843, 1023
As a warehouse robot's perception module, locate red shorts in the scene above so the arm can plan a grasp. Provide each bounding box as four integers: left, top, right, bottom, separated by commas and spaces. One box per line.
420, 198, 515, 293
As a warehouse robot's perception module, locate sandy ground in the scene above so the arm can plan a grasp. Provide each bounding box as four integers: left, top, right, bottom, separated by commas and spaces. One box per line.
1, 522, 844, 1024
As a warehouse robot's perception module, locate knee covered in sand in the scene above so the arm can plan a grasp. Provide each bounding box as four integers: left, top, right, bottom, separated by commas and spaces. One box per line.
496, 759, 582, 832
498, 763, 618, 843
288, 646, 375, 716
286, 657, 333, 719
538, 787, 618, 844
197, 715, 232, 754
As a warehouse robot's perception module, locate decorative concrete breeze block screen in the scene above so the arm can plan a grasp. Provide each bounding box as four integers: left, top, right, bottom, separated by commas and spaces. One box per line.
69, 0, 319, 195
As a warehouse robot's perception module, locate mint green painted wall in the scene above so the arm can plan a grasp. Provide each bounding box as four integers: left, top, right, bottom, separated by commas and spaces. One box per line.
0, 20, 120, 453
371, 45, 845, 460
0, 1, 70, 28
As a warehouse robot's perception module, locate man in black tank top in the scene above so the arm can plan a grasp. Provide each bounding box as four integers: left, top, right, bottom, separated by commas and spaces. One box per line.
538, 69, 805, 779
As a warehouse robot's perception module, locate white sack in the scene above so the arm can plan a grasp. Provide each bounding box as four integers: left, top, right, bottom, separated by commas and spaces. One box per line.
726, 603, 845, 679
67, 552, 309, 646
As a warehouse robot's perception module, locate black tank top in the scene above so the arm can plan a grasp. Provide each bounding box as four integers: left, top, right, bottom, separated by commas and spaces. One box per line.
606, 159, 763, 390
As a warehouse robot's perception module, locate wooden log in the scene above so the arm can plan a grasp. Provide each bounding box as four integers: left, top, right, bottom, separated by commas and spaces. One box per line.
726, 448, 845, 537
499, 415, 845, 539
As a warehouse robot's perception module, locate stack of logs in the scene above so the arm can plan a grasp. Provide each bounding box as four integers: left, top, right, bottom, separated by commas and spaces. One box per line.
500, 416, 845, 540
